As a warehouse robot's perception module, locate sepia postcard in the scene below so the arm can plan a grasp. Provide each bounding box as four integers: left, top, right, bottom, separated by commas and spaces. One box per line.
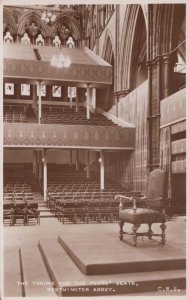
1, 0, 187, 299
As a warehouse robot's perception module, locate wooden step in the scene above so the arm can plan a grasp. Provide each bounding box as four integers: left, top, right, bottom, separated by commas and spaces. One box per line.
4, 247, 23, 297
20, 245, 56, 297
39, 239, 186, 296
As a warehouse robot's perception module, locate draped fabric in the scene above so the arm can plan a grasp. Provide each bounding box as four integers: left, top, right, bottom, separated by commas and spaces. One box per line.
106, 80, 148, 193
159, 127, 172, 201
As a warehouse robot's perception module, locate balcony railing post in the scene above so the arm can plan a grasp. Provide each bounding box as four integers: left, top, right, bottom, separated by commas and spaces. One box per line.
38, 81, 42, 124
43, 149, 47, 202
86, 84, 90, 119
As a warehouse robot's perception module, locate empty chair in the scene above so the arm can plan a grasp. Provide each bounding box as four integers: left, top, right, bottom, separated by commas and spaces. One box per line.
25, 202, 40, 225
12, 201, 27, 225
86, 201, 100, 223
3, 200, 14, 226
117, 169, 167, 246
59, 202, 76, 224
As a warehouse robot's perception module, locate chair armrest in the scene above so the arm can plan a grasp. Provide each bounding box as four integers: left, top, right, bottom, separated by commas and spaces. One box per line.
115, 195, 133, 202
139, 196, 147, 200
149, 197, 162, 202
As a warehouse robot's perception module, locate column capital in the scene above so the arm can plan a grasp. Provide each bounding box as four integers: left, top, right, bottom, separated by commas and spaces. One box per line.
162, 52, 177, 64
162, 53, 171, 63
155, 55, 162, 63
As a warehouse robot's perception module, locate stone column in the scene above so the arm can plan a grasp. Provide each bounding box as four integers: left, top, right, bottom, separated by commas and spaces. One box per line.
37, 81, 42, 124
32, 84, 37, 114
86, 150, 90, 179
163, 54, 172, 98
146, 61, 152, 171
86, 84, 90, 119
32, 150, 37, 177
91, 88, 96, 112
70, 150, 73, 166
115, 95, 118, 117
43, 149, 47, 202
38, 150, 42, 185
75, 91, 79, 113
75, 150, 79, 171
69, 87, 73, 109
100, 150, 105, 190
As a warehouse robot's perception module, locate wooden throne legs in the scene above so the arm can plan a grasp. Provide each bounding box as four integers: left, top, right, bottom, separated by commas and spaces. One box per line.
160, 222, 166, 245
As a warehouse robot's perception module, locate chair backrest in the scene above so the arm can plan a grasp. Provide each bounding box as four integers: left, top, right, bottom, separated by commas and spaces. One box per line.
146, 169, 167, 209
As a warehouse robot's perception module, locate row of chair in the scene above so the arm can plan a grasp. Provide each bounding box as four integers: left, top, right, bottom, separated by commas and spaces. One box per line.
3, 200, 40, 226
4, 192, 34, 201
3, 182, 33, 194
3, 111, 27, 123
40, 108, 117, 126
47, 193, 133, 223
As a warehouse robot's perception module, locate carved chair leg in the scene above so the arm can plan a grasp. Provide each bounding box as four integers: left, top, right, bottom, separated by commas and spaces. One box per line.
148, 223, 153, 240
160, 222, 166, 245
132, 224, 139, 247
119, 220, 124, 240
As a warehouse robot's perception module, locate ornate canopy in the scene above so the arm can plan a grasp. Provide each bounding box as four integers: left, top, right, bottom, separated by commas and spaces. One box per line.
3, 44, 112, 87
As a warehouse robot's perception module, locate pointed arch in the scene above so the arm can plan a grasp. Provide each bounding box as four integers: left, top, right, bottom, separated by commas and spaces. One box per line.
119, 5, 147, 90
150, 4, 185, 59
102, 28, 115, 64
50, 13, 81, 41
99, 29, 115, 111
3, 7, 17, 35
17, 10, 49, 37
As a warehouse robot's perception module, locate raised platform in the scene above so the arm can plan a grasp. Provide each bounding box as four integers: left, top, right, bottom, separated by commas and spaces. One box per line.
58, 220, 186, 275
4, 216, 186, 297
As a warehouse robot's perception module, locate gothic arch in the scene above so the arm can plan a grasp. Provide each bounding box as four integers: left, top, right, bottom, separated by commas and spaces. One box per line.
178, 18, 186, 62
141, 4, 148, 30
149, 4, 185, 59
50, 13, 81, 41
102, 29, 115, 63
3, 7, 17, 35
119, 5, 147, 90
17, 10, 49, 38
100, 29, 115, 110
